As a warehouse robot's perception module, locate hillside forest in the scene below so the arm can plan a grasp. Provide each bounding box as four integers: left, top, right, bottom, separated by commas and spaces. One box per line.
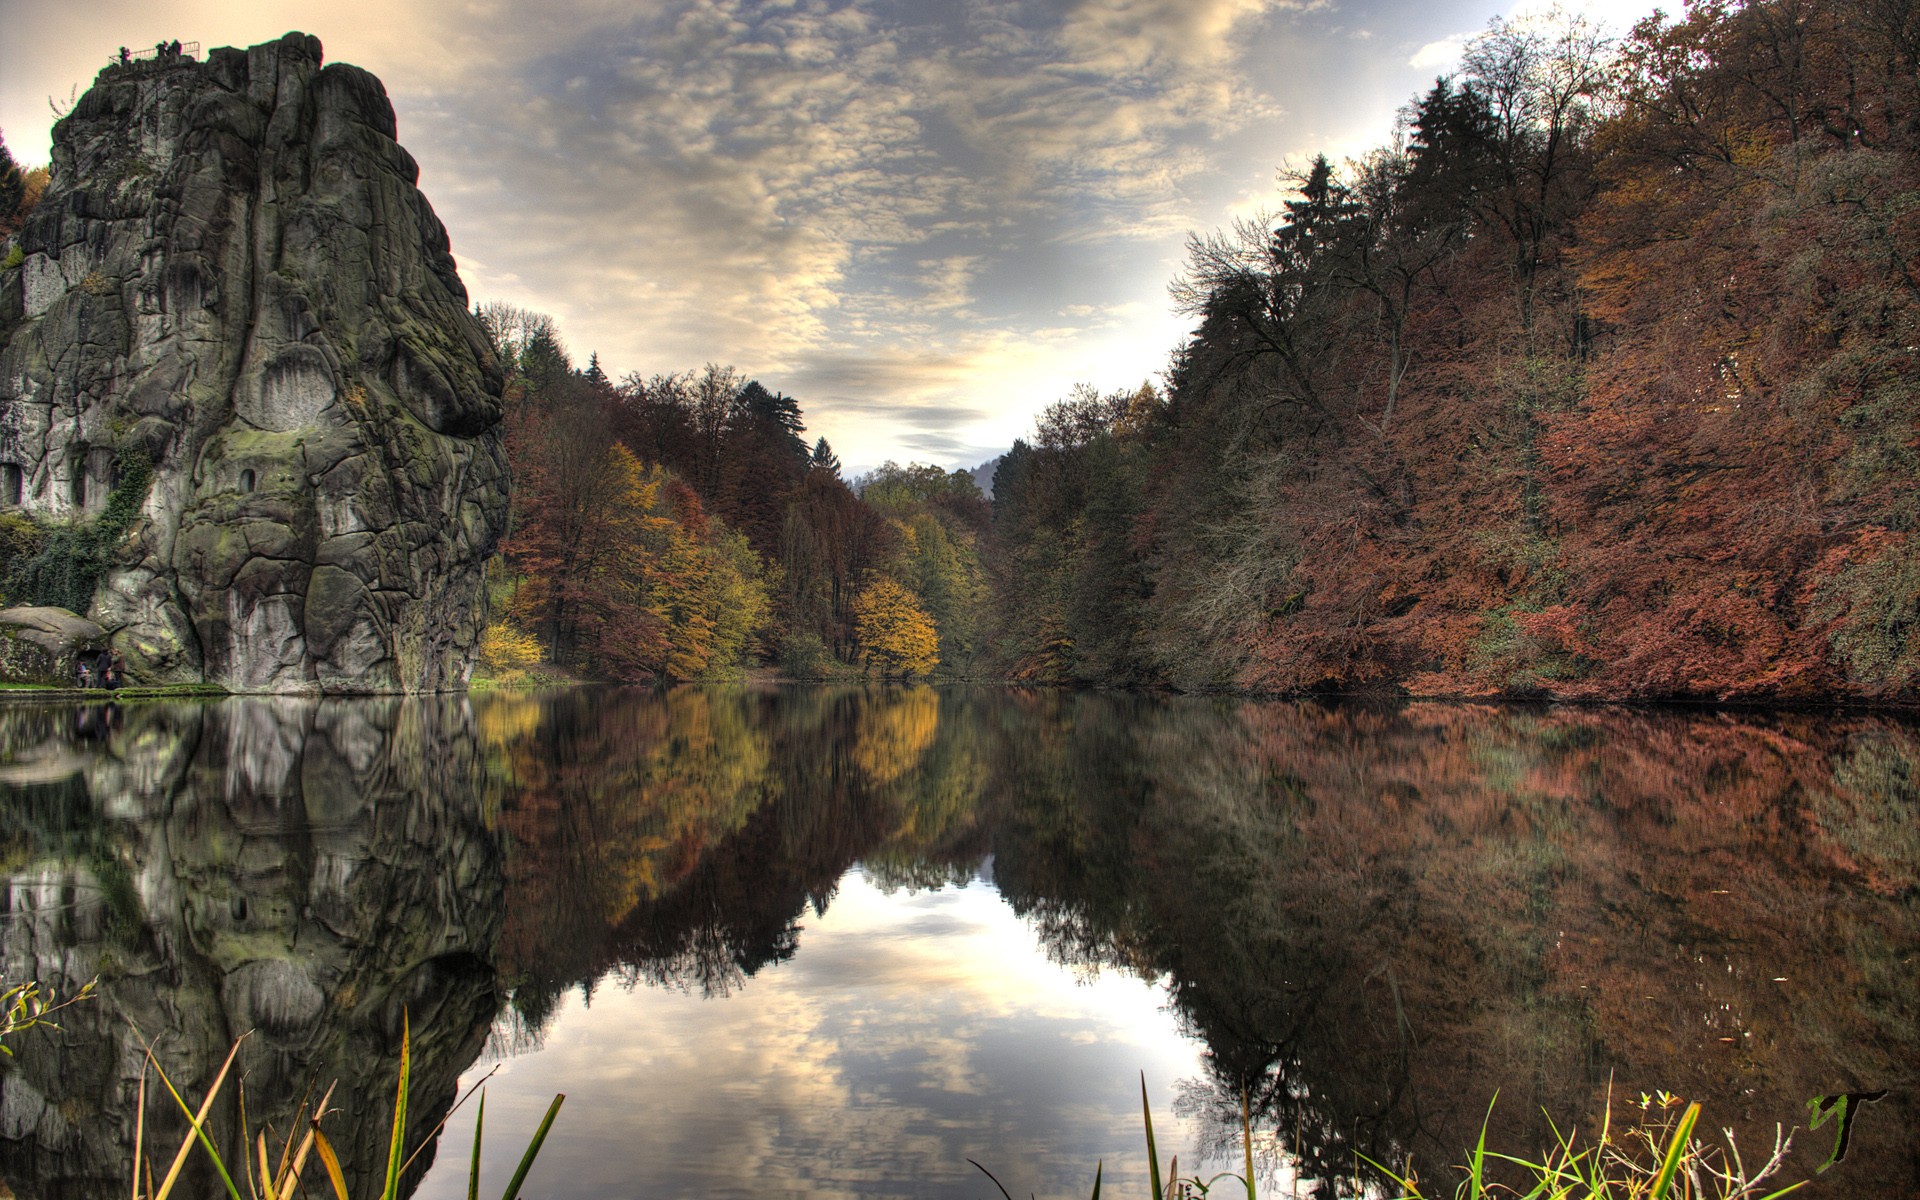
474, 0, 1920, 701
7, 0, 1920, 701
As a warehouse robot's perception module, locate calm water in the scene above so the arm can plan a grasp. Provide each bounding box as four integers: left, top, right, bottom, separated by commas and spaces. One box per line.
0, 688, 1915, 1199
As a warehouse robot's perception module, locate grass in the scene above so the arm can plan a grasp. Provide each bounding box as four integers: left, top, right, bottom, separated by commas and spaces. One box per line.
1362, 1086, 1807, 1200
978, 1079, 1809, 1200
130, 1014, 564, 1200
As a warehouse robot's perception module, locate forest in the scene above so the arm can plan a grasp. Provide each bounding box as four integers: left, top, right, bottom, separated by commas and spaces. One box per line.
477, 310, 990, 683
479, 0, 1920, 700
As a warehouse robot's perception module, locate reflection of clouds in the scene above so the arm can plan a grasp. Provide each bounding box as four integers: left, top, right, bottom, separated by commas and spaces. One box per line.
422, 871, 1204, 1200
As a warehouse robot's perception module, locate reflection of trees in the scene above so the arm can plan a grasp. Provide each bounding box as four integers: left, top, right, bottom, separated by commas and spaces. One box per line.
0, 699, 504, 1200
984, 696, 1920, 1197
491, 686, 994, 1018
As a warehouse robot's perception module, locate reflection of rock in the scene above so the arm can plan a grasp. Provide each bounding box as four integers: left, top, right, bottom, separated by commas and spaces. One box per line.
0, 697, 505, 1199
0, 35, 507, 691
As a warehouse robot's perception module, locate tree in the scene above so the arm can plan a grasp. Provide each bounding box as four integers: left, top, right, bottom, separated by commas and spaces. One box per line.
853, 576, 939, 678
0, 132, 48, 238
718, 379, 810, 557
810, 438, 842, 477
0, 133, 24, 234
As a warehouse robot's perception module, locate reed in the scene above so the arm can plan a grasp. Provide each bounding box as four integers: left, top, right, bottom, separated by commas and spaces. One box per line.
1371, 1088, 1807, 1200
976, 1082, 1809, 1200
129, 1014, 564, 1200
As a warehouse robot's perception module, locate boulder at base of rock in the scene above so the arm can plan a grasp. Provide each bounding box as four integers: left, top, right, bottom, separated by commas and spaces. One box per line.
0, 33, 508, 693
0, 606, 106, 685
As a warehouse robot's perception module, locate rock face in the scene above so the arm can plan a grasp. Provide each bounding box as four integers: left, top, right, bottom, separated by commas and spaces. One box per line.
0, 605, 105, 684
0, 33, 507, 692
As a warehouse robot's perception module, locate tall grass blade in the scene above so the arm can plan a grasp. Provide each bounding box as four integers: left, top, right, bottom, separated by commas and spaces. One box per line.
238, 1086, 257, 1200
1649, 1102, 1701, 1200
1241, 1085, 1255, 1200
256, 1131, 279, 1200
468, 1091, 486, 1200
968, 1158, 1017, 1200
147, 1037, 246, 1200
272, 1080, 313, 1188
498, 1092, 565, 1200
275, 1082, 333, 1199
1357, 1151, 1419, 1200
311, 1129, 350, 1200
397, 1066, 502, 1180
1089, 1160, 1102, 1200
1468, 1094, 1496, 1200
382, 1013, 413, 1200
1142, 1073, 1163, 1200
131, 1069, 146, 1200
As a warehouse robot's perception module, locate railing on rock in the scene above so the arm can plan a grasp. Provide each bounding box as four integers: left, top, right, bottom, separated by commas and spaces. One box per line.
110, 41, 201, 66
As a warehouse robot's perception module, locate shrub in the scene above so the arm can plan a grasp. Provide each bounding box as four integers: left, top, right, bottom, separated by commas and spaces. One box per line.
5, 446, 152, 614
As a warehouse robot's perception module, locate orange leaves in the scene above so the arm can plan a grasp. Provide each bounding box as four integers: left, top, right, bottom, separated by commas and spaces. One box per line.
501, 375, 769, 681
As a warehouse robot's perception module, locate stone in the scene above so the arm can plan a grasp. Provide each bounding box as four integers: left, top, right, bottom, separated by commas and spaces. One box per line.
0, 33, 508, 692
0, 605, 106, 684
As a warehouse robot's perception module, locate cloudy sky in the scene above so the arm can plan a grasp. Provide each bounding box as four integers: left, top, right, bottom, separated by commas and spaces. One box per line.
1, 0, 1654, 472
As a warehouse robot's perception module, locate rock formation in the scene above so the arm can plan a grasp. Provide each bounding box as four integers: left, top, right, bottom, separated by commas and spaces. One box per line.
0, 606, 105, 685
0, 33, 507, 692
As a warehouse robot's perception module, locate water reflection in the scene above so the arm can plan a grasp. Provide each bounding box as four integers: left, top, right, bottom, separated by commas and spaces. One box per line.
987, 696, 1920, 1193
2, 689, 1916, 1199
0, 698, 503, 1198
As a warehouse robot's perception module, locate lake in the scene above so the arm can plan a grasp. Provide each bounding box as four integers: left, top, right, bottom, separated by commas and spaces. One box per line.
0, 687, 1914, 1198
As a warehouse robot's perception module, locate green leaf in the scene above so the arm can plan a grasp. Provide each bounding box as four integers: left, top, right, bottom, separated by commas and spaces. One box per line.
1142, 1073, 1163, 1200
500, 1093, 565, 1200
1649, 1101, 1701, 1200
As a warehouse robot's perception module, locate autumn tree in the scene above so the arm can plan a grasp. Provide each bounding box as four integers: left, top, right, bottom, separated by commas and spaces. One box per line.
853, 575, 939, 678
861, 462, 991, 676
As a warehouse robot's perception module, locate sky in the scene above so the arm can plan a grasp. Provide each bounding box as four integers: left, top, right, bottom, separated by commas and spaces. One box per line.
0, 0, 1658, 473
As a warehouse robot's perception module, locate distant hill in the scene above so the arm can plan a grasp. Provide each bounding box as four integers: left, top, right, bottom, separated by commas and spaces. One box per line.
965, 455, 1002, 499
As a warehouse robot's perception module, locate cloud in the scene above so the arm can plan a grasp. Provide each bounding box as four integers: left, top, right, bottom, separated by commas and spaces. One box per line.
317, 0, 1310, 466
9, 0, 1645, 469
1408, 32, 1471, 71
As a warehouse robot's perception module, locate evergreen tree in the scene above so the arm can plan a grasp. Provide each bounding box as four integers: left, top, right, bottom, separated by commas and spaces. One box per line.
0, 133, 26, 234
810, 438, 842, 477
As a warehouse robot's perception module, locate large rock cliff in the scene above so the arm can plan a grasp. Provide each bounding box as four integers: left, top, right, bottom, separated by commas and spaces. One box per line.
0, 33, 507, 692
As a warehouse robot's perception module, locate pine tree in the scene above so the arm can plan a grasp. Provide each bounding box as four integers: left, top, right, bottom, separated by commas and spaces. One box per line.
810, 438, 842, 477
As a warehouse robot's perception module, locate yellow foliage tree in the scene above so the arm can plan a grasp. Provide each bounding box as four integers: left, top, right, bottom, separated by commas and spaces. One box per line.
852, 576, 939, 678
479, 618, 545, 676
